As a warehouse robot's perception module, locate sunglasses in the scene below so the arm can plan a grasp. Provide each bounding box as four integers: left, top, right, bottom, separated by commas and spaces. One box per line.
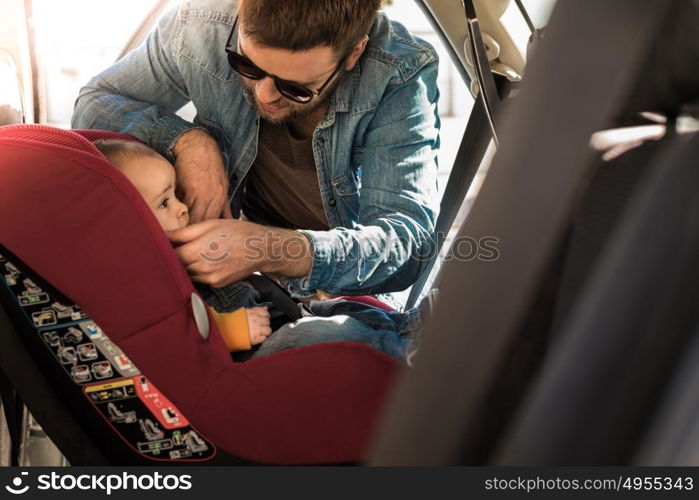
225, 16, 345, 104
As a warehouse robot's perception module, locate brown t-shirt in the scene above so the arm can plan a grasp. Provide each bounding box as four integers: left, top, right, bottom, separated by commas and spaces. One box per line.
243, 114, 330, 231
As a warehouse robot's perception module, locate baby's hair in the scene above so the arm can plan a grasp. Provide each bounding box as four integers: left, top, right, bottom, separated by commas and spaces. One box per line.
93, 138, 165, 169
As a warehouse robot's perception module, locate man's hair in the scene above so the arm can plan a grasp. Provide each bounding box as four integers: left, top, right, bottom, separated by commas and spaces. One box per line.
93, 139, 164, 169
239, 0, 382, 57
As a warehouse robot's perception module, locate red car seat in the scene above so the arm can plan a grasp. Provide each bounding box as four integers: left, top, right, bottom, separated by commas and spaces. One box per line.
0, 124, 399, 465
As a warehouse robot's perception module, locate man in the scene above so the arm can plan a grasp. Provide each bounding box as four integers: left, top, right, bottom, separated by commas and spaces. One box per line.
72, 0, 440, 299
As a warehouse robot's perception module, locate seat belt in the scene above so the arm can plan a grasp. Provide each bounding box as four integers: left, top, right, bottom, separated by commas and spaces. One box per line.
244, 274, 313, 322
405, 98, 491, 309
405, 0, 502, 309
463, 0, 502, 146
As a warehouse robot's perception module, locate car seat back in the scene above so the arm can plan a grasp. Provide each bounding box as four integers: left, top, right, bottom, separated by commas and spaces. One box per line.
371, 0, 692, 465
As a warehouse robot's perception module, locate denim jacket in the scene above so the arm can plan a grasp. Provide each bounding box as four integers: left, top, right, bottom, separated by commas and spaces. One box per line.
72, 0, 440, 298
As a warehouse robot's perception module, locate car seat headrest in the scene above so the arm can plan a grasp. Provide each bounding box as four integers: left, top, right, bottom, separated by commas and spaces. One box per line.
0, 124, 104, 156
0, 124, 142, 158
622, 1, 699, 119
0, 124, 207, 347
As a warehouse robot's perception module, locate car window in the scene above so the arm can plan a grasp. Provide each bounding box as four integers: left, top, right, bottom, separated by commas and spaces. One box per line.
500, 0, 556, 57
0, 52, 24, 125
31, 0, 167, 127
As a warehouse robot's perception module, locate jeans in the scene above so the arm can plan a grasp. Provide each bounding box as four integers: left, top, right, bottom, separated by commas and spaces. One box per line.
198, 281, 422, 361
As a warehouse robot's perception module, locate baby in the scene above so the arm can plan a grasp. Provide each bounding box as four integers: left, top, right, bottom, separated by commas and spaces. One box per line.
94, 139, 271, 351
93, 138, 427, 362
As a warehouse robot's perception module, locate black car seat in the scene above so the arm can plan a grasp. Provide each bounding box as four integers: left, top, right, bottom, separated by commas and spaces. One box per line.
371, 0, 698, 465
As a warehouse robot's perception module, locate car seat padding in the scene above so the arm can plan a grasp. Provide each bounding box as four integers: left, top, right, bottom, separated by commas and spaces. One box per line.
0, 124, 399, 464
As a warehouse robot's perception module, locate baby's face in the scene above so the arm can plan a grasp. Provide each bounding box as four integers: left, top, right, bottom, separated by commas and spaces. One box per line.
118, 155, 189, 231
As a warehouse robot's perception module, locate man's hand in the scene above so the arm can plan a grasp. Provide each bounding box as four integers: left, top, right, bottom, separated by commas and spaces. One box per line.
246, 307, 272, 345
172, 129, 233, 223
168, 219, 313, 288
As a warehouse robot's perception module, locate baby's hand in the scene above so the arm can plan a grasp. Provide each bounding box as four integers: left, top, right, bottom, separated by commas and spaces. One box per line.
247, 307, 272, 345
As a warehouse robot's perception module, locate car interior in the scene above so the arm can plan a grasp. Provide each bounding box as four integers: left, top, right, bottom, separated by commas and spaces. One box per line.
0, 0, 697, 466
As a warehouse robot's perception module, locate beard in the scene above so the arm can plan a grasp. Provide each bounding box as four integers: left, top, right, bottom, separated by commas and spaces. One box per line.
242, 78, 338, 124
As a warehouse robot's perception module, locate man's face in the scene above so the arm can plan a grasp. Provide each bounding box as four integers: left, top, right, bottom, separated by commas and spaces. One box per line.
237, 27, 344, 123
117, 155, 190, 231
